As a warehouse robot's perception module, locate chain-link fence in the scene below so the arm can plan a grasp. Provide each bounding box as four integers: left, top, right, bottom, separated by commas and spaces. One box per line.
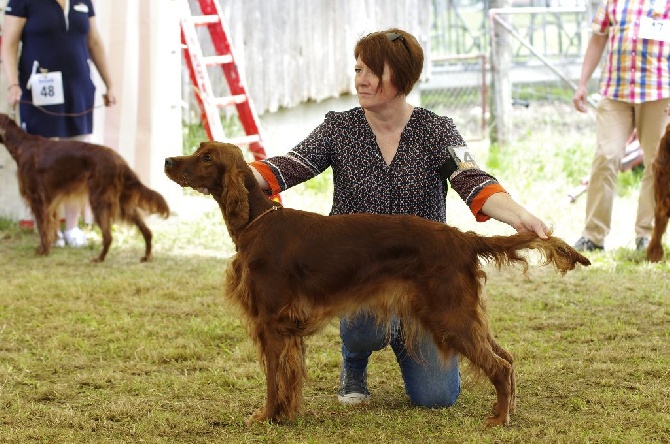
420, 54, 487, 141
422, 0, 597, 142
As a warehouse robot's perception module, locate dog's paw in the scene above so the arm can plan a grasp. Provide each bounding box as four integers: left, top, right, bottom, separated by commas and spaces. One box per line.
484, 413, 510, 427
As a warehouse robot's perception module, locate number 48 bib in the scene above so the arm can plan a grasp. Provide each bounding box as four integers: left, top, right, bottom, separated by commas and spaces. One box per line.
27, 61, 65, 106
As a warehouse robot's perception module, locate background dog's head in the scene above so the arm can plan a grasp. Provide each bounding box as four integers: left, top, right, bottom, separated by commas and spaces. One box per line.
0, 113, 16, 144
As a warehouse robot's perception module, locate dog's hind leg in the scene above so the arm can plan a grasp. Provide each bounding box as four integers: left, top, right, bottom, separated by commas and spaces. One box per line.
647, 206, 669, 262
91, 203, 113, 263
417, 280, 514, 426
435, 325, 513, 426
245, 325, 306, 425
488, 333, 515, 414
128, 209, 153, 262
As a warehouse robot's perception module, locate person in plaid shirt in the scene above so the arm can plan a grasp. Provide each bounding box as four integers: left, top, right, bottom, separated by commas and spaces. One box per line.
249, 29, 550, 408
573, 0, 670, 253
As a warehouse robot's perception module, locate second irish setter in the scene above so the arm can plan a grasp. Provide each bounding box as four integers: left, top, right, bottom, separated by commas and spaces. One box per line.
164, 141, 591, 427
0, 113, 170, 262
648, 122, 670, 262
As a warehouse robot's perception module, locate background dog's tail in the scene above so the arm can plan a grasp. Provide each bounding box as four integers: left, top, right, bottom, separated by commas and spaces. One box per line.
473, 231, 591, 274
136, 183, 171, 218
124, 170, 170, 218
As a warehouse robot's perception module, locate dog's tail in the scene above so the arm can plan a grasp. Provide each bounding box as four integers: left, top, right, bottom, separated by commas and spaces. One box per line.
472, 231, 591, 274
137, 183, 170, 218
124, 172, 170, 218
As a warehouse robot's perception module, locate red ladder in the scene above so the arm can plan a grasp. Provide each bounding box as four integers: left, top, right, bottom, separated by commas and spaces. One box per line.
180, 0, 267, 161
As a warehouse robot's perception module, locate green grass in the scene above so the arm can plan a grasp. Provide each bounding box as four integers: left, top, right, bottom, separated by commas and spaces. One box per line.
1, 223, 668, 443
1, 114, 669, 442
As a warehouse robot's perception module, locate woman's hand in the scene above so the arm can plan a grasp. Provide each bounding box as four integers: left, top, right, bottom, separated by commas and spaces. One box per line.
6, 84, 21, 106
103, 89, 117, 107
481, 192, 550, 239
512, 210, 551, 239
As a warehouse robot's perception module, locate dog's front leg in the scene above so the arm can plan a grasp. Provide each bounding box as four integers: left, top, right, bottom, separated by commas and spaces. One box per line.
245, 328, 306, 425
245, 327, 283, 425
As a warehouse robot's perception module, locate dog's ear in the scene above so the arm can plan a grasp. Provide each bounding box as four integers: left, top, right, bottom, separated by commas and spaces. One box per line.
221, 160, 250, 233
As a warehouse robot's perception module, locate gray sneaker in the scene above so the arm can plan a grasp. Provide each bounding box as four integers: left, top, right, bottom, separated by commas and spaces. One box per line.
337, 367, 370, 405
574, 236, 603, 252
635, 236, 650, 253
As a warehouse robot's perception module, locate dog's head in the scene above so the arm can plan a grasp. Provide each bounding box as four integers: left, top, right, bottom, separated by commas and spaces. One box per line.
165, 141, 251, 231
164, 141, 249, 193
0, 112, 15, 143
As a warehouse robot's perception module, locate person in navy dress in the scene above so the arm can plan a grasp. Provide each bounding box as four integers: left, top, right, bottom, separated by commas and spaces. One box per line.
2, 0, 116, 246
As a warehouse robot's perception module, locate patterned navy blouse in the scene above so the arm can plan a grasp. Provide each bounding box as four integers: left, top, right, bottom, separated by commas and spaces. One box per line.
251, 107, 506, 223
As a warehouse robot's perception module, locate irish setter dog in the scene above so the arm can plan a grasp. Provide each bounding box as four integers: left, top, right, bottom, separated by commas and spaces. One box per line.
164, 141, 591, 427
648, 122, 670, 262
0, 113, 170, 262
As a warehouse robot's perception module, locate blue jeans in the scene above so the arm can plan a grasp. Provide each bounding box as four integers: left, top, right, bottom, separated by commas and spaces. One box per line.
340, 312, 461, 407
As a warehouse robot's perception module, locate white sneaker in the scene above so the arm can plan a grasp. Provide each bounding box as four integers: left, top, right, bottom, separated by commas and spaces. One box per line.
63, 227, 88, 247
54, 230, 65, 248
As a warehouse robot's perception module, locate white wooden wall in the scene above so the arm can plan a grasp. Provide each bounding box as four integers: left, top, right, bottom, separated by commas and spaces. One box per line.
195, 0, 432, 114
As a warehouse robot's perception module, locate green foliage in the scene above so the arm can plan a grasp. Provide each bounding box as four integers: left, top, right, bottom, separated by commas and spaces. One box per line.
513, 82, 576, 102
485, 129, 643, 198
0, 216, 17, 231
559, 141, 592, 183
300, 167, 334, 195
617, 165, 646, 197
182, 114, 246, 155
485, 142, 501, 171
485, 135, 592, 190
182, 121, 208, 155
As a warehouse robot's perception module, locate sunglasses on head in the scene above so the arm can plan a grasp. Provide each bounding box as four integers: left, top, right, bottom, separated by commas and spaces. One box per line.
385, 32, 409, 51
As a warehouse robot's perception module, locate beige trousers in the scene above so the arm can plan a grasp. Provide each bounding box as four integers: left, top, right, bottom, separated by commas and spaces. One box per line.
582, 97, 670, 245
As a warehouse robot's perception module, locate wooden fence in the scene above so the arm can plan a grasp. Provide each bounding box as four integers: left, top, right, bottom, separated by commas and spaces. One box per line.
187, 0, 432, 116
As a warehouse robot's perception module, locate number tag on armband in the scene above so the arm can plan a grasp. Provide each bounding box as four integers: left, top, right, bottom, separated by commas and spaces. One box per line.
30, 71, 65, 106
440, 145, 479, 180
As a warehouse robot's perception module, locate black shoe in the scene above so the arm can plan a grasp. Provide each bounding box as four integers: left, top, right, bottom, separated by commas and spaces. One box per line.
635, 236, 650, 253
574, 236, 604, 252
337, 367, 371, 405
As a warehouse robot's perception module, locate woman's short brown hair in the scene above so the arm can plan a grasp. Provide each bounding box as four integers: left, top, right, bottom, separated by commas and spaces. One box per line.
354, 28, 424, 96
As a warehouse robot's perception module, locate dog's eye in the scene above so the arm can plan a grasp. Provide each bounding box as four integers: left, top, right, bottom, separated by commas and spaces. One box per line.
203, 153, 212, 162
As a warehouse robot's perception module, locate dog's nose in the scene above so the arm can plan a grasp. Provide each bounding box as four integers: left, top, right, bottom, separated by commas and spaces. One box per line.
164, 158, 174, 169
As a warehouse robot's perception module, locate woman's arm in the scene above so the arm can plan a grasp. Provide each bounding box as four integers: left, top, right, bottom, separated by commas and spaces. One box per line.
87, 16, 116, 106
250, 165, 270, 190
481, 192, 550, 238
248, 118, 336, 194
1, 14, 26, 106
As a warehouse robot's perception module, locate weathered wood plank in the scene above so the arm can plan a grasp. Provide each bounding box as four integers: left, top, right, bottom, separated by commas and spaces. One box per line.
189, 0, 431, 115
